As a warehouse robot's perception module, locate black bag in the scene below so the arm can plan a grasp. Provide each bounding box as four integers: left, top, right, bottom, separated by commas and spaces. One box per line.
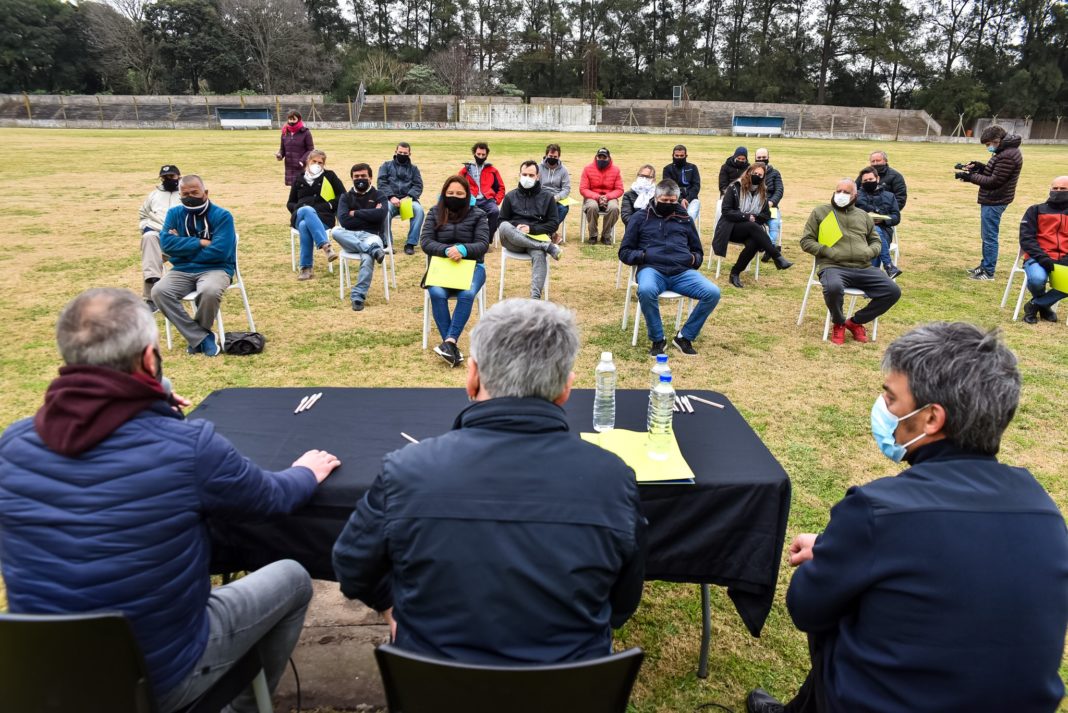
223, 332, 266, 355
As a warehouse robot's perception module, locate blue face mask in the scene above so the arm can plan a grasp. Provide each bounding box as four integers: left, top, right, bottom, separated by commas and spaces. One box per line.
986, 144, 997, 154
871, 396, 930, 462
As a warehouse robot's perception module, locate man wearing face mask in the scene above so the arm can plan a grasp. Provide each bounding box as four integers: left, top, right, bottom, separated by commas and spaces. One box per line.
857, 151, 907, 212
580, 147, 624, 244
662, 145, 701, 225
956, 125, 1024, 280
1018, 175, 1068, 323
621, 165, 657, 225
333, 164, 388, 312
855, 166, 902, 280
799, 180, 901, 345
747, 322, 1068, 713
459, 142, 505, 238
498, 160, 563, 300
138, 165, 183, 312
539, 144, 571, 242
152, 175, 237, 356
377, 142, 425, 256
618, 180, 720, 356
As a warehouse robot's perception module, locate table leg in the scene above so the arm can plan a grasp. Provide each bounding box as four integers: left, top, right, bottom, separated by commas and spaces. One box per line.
698, 583, 711, 678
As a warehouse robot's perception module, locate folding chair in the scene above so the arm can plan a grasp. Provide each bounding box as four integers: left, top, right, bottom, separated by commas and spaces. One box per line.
421, 254, 487, 350
797, 257, 879, 341
1000, 249, 1030, 321
621, 266, 693, 346
165, 233, 255, 351
374, 643, 643, 713
499, 248, 550, 301
289, 227, 334, 273
337, 213, 399, 303
0, 612, 271, 713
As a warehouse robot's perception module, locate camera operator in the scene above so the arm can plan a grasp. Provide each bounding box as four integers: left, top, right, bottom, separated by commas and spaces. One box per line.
955, 125, 1023, 281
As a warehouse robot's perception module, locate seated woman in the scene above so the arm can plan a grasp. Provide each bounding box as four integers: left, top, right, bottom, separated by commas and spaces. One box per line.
712, 163, 792, 288
621, 165, 657, 225
288, 149, 346, 281
420, 176, 490, 367
855, 165, 902, 280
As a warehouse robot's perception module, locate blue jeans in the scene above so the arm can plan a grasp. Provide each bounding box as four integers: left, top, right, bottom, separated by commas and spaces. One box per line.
980, 204, 1007, 274
155, 560, 312, 713
428, 263, 486, 341
768, 211, 782, 247
636, 267, 721, 342
557, 203, 569, 227
870, 225, 893, 269
1024, 258, 1067, 309
295, 206, 329, 269
476, 197, 500, 237
388, 200, 425, 247
332, 228, 384, 303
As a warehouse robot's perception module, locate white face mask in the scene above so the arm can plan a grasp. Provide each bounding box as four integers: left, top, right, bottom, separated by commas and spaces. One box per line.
306, 164, 324, 178
518, 176, 537, 190
833, 192, 852, 208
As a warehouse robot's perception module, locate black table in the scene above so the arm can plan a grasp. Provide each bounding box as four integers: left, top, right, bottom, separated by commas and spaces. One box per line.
194, 387, 790, 675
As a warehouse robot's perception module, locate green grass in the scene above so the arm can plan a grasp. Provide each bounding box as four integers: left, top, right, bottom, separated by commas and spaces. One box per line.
0, 129, 1066, 711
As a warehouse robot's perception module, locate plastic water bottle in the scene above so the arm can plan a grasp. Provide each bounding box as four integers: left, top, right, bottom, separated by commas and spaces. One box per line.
593, 351, 617, 432
650, 353, 671, 390
647, 374, 675, 460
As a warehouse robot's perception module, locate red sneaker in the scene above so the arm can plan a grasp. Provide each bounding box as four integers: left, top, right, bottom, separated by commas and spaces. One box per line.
830, 323, 846, 345
844, 319, 868, 343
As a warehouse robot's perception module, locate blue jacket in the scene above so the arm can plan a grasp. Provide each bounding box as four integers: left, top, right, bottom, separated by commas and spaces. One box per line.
0, 404, 318, 697
161, 203, 237, 277
376, 159, 424, 201
618, 204, 703, 277
787, 440, 1068, 713
854, 185, 901, 228
332, 397, 646, 665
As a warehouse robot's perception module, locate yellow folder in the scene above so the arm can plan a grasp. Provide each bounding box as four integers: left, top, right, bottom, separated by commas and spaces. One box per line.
581, 429, 695, 483
1050, 264, 1068, 293
425, 256, 476, 290
558, 196, 580, 206
818, 212, 843, 247
528, 233, 551, 242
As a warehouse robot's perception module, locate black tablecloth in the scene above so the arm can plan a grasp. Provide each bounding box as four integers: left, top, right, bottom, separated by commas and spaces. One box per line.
193, 387, 791, 636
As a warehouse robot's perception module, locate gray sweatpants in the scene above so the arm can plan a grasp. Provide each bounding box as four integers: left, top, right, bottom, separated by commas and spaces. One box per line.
152, 270, 231, 349
141, 230, 166, 298
499, 222, 551, 299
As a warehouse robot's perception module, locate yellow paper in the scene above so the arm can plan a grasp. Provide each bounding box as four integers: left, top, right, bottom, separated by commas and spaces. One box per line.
818, 212, 843, 247
581, 429, 695, 483
399, 196, 414, 220
868, 213, 891, 221
770, 207, 780, 220
1051, 264, 1068, 293
425, 256, 476, 290
527, 233, 551, 242
319, 180, 336, 203
558, 196, 580, 206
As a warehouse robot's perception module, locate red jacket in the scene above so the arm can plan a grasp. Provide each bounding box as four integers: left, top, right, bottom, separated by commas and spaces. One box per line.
459, 162, 505, 204
580, 161, 624, 201
1020, 201, 1068, 264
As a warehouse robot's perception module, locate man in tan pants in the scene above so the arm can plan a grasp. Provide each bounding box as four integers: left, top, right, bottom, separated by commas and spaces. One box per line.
139, 165, 183, 311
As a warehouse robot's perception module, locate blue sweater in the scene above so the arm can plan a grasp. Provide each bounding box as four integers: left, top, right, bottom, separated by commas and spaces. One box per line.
0, 404, 317, 697
161, 203, 237, 277
787, 440, 1068, 712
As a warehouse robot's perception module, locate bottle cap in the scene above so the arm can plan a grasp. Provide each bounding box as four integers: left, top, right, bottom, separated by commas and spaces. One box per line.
601, 351, 612, 362
660, 374, 672, 383
656, 354, 668, 364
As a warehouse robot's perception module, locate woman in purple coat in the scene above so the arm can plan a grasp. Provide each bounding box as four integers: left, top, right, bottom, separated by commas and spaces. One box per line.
275, 110, 315, 186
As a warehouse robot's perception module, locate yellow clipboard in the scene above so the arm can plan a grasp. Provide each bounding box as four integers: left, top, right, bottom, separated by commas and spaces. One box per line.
1050, 264, 1068, 293
770, 207, 780, 220
558, 196, 580, 206
425, 256, 476, 290
581, 429, 695, 483
818, 212, 843, 247
528, 233, 551, 242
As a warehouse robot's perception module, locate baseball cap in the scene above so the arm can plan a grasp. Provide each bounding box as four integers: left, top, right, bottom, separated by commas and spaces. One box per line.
159, 165, 180, 176
595, 147, 610, 158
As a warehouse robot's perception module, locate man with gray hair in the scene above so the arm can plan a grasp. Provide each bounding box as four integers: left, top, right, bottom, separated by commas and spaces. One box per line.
333, 299, 646, 664
747, 322, 1068, 713
858, 150, 907, 211
0, 288, 341, 712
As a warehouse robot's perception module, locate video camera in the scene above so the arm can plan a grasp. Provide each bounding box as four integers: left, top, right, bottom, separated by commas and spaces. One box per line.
954, 162, 975, 171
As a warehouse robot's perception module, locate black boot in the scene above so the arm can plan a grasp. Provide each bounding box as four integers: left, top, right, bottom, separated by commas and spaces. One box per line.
729, 272, 744, 288
773, 254, 793, 270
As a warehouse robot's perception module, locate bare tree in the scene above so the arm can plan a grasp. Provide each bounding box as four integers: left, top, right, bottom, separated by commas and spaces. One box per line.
430, 41, 482, 96
83, 0, 161, 93
222, 0, 323, 94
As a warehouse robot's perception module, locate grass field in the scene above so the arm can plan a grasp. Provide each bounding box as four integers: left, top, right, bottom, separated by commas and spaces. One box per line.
1, 128, 1066, 712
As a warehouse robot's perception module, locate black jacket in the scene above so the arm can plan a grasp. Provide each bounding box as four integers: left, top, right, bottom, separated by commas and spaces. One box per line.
854, 185, 901, 228
619, 204, 703, 277
718, 157, 749, 194
856, 166, 908, 211
969, 134, 1023, 206
420, 205, 490, 264
712, 182, 771, 257
499, 182, 560, 236
287, 169, 346, 228
331, 397, 646, 664
337, 187, 387, 236
763, 164, 784, 206
662, 161, 701, 202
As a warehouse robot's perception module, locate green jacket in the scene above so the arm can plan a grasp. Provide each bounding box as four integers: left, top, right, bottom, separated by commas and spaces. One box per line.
800, 203, 881, 272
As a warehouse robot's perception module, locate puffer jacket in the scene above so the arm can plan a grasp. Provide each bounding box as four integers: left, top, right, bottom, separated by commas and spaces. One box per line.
579, 161, 624, 201
279, 127, 314, 186
499, 182, 560, 236
969, 134, 1023, 206
763, 164, 784, 206
420, 205, 490, 264
712, 182, 772, 257
799, 203, 880, 272
287, 169, 346, 229
618, 204, 703, 277
1020, 199, 1068, 266
0, 405, 317, 698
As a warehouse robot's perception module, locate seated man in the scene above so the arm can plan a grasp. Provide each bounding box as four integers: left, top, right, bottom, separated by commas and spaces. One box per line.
539, 143, 571, 242
619, 179, 721, 357
152, 175, 237, 356
662, 144, 701, 224
377, 141, 425, 256
754, 148, 783, 248
621, 165, 657, 226
1019, 175, 1068, 323
333, 299, 646, 664
138, 164, 183, 311
0, 288, 341, 713
855, 165, 902, 280
498, 160, 563, 299
333, 163, 388, 312
459, 141, 505, 237
580, 147, 624, 244
748, 322, 1068, 713
799, 180, 901, 345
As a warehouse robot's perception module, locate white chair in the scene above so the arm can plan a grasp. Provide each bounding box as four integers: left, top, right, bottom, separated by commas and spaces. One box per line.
888, 226, 900, 266
337, 215, 399, 303
165, 233, 255, 351
796, 257, 879, 341
1000, 249, 1030, 321
289, 227, 334, 273
579, 207, 618, 244
711, 243, 762, 280
421, 286, 487, 349
499, 247, 550, 301
620, 266, 692, 346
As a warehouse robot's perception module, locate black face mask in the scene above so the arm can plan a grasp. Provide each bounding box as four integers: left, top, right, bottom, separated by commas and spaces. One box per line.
1049, 191, 1068, 204
162, 178, 180, 192
354, 179, 371, 192
394, 154, 410, 165
544, 156, 559, 166
750, 175, 764, 186
474, 156, 486, 166
672, 157, 687, 167
654, 201, 676, 217
444, 196, 467, 212
181, 196, 207, 210
596, 159, 610, 170
874, 164, 888, 176
736, 157, 748, 166
862, 181, 879, 193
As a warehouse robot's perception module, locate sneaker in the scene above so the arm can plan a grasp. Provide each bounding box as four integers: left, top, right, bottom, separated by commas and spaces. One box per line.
968, 270, 995, 281
320, 241, 339, 262
372, 248, 386, 264
966, 265, 984, 276
886, 265, 903, 280
746, 688, 785, 713
648, 339, 667, 357
199, 333, 221, 357
548, 244, 563, 261
453, 344, 465, 363
844, 318, 868, 343
404, 244, 415, 256
433, 342, 454, 366
1039, 306, 1058, 323
351, 300, 365, 312
144, 299, 159, 313
830, 323, 846, 345
297, 266, 314, 281
1023, 300, 1039, 324
672, 333, 698, 356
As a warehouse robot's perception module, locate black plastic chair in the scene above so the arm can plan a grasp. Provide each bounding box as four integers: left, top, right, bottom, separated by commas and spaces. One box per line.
0, 612, 269, 713
374, 643, 644, 713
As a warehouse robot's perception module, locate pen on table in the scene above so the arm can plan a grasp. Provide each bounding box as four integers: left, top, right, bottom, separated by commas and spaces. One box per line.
687, 394, 725, 409
682, 396, 694, 413
401, 432, 420, 444
293, 395, 310, 414
303, 392, 323, 412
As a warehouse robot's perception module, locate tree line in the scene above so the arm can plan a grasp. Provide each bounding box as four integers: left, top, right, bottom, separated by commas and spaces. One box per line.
2, 0, 1066, 124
